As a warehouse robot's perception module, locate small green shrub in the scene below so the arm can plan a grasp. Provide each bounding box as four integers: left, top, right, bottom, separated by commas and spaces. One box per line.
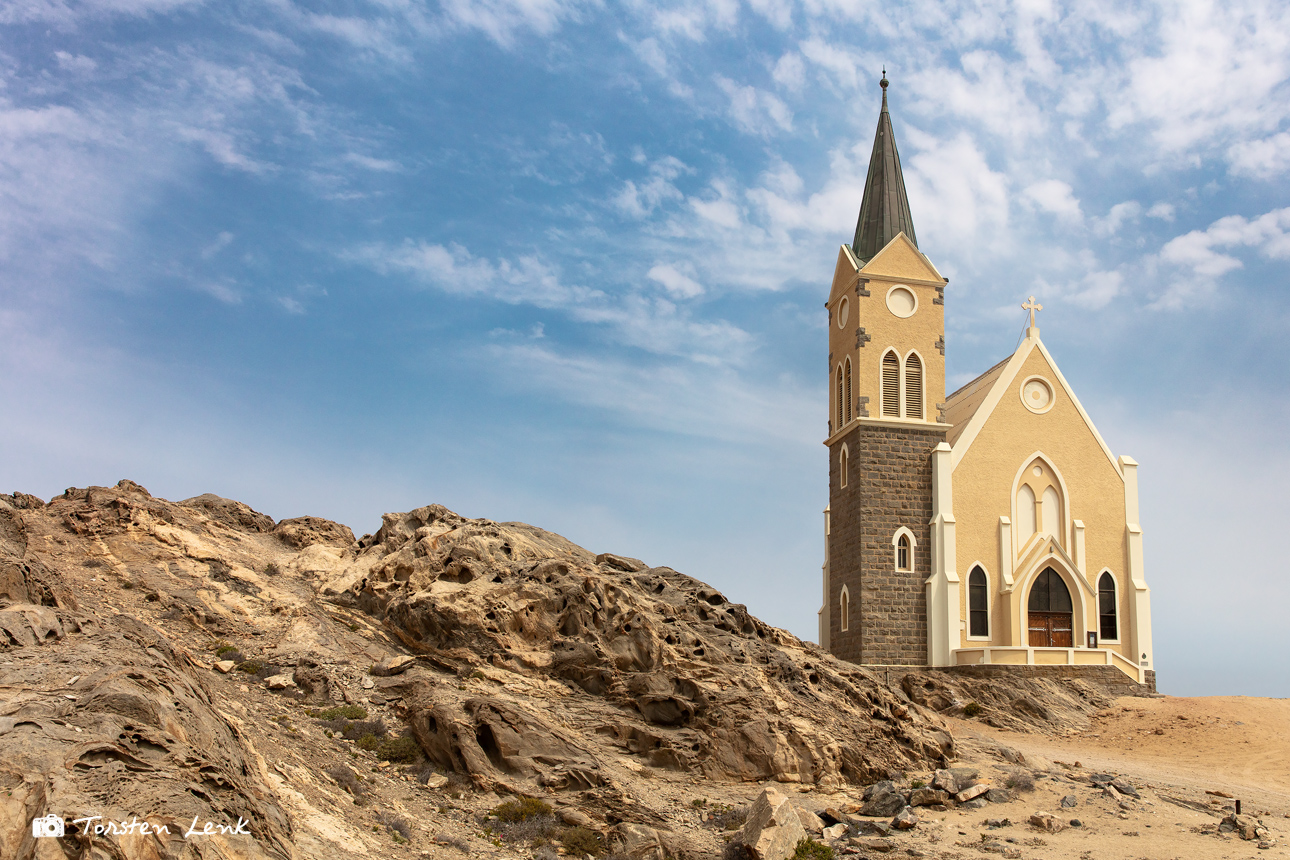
377, 735, 423, 763
491, 796, 554, 823
468, 669, 488, 681
691, 798, 708, 808
214, 645, 239, 658
236, 661, 262, 675
792, 838, 835, 860
356, 734, 381, 751
1005, 769, 1036, 792
309, 705, 368, 720
347, 622, 359, 631
911, 779, 926, 789
558, 825, 603, 856
963, 702, 984, 718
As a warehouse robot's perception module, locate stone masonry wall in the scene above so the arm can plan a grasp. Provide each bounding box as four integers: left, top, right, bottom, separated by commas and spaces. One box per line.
937, 664, 1159, 697
829, 422, 945, 666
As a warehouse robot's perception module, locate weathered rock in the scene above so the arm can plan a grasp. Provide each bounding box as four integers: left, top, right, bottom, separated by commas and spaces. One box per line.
614, 821, 670, 860
596, 552, 647, 572
961, 798, 988, 810
986, 788, 1012, 803
1028, 812, 1066, 833
370, 655, 416, 676
422, 773, 449, 789
273, 516, 356, 549
796, 807, 824, 833
860, 782, 906, 817
1111, 777, 1139, 798
956, 783, 991, 803
910, 788, 950, 807
1220, 813, 1262, 840
859, 820, 892, 836
214, 660, 236, 673
265, 673, 295, 690
822, 822, 848, 839
856, 837, 896, 853
738, 787, 809, 860
1060, 794, 1078, 808
820, 807, 853, 827
892, 807, 918, 830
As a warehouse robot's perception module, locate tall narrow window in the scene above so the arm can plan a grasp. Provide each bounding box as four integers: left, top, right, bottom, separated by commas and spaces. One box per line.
896, 534, 911, 571
904, 353, 923, 419
968, 566, 988, 637
840, 448, 848, 488
1098, 572, 1118, 641
835, 366, 844, 432
844, 358, 853, 423
1041, 486, 1061, 539
840, 586, 850, 631
1017, 484, 1037, 545
881, 351, 900, 416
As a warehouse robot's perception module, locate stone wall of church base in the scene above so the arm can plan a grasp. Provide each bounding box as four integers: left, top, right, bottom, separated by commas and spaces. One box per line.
827, 422, 944, 667
935, 664, 1158, 697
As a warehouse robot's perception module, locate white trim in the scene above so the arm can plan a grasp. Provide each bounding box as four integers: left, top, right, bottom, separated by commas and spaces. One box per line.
1095, 568, 1121, 645
1016, 554, 1089, 649
966, 563, 991, 640
949, 333, 1124, 479
859, 231, 948, 283
880, 347, 901, 418
839, 443, 850, 489
837, 295, 850, 328
822, 416, 954, 446
844, 356, 853, 424
1019, 374, 1056, 415
1010, 452, 1072, 561
885, 284, 918, 319
892, 526, 917, 572
839, 584, 851, 632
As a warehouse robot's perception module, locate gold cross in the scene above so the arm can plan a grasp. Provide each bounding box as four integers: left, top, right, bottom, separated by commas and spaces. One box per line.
1022, 295, 1043, 329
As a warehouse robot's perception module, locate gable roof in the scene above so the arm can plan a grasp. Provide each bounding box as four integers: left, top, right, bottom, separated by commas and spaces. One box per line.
851, 75, 918, 263
948, 333, 1123, 478
859, 231, 945, 285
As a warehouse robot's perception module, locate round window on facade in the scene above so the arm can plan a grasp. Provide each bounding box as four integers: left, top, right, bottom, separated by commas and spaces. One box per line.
885, 285, 917, 318
1020, 375, 1055, 414
838, 296, 849, 328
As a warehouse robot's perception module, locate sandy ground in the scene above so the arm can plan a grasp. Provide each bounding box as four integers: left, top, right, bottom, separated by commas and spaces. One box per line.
907, 695, 1290, 860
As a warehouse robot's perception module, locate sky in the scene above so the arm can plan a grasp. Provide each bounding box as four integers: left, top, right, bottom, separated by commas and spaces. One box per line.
1, 0, 1288, 698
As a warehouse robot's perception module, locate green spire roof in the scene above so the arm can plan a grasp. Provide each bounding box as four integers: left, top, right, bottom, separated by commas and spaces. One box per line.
851, 72, 918, 262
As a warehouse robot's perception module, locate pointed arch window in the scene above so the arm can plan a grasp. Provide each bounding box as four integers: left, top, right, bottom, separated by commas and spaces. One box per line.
835, 366, 844, 432
897, 534, 911, 571
904, 353, 923, 419
968, 566, 988, 638
1098, 572, 1118, 641
840, 586, 850, 632
1017, 484, 1037, 545
881, 351, 900, 417
840, 447, 849, 489
844, 357, 853, 423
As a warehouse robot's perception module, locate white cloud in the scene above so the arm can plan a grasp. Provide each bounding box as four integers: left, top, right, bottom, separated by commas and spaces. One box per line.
277, 296, 305, 314
1228, 131, 1290, 179
1064, 269, 1124, 309
437, 0, 587, 48
715, 76, 793, 136
1146, 202, 1176, 221
1155, 207, 1290, 307
1093, 200, 1141, 237
614, 156, 688, 218
688, 179, 743, 229
771, 52, 804, 91
54, 51, 97, 74
647, 263, 704, 298
903, 130, 1011, 260
200, 231, 235, 260
344, 152, 401, 172
1022, 179, 1083, 224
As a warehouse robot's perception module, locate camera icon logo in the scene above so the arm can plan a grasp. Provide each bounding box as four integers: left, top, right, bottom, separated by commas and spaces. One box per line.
32, 815, 65, 838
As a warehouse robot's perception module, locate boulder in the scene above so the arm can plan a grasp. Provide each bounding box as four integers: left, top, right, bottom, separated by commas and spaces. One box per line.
796, 807, 824, 833
891, 807, 918, 830
822, 823, 848, 840
986, 788, 1012, 803
422, 773, 449, 789
956, 783, 991, 803
265, 674, 295, 690
1110, 777, 1139, 798
860, 782, 906, 817
1028, 812, 1066, 833
214, 660, 236, 673
737, 787, 808, 860
614, 822, 670, 860
1060, 795, 1077, 808
856, 837, 896, 853
961, 798, 988, 810
910, 788, 950, 807
1220, 813, 1262, 840
820, 807, 853, 827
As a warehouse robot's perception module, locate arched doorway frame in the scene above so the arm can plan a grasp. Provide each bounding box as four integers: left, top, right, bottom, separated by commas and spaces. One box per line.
1011, 553, 1090, 649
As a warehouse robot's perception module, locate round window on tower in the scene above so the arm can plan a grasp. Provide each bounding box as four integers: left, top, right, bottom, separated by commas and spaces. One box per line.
885, 285, 917, 318
1020, 375, 1055, 414
838, 296, 849, 328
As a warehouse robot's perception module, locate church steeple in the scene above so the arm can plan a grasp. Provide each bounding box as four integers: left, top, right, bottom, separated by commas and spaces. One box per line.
851, 71, 918, 262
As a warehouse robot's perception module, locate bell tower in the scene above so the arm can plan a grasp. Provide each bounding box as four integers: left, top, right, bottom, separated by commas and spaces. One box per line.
820, 73, 951, 666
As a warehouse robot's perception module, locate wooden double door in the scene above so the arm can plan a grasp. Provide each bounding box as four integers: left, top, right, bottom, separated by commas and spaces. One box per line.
1027, 567, 1074, 647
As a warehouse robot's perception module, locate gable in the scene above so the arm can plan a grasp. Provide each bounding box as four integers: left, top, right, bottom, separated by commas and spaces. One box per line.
950, 337, 1122, 479
859, 232, 945, 285
826, 244, 861, 306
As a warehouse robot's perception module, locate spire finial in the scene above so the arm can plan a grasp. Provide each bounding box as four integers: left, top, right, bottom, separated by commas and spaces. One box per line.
880, 67, 888, 109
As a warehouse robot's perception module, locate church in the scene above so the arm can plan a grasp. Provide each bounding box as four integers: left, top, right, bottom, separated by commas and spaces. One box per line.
817, 75, 1155, 691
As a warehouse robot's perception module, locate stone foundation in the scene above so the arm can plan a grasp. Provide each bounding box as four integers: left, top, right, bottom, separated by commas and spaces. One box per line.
935, 664, 1158, 698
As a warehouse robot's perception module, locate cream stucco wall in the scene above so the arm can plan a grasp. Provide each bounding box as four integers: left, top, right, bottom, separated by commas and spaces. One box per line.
825, 238, 947, 436
950, 339, 1136, 666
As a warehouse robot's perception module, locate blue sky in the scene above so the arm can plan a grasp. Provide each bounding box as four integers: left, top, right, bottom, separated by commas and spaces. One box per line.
2, 0, 1288, 696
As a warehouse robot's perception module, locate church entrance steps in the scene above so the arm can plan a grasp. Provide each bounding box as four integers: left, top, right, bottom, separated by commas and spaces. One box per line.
952, 645, 1144, 684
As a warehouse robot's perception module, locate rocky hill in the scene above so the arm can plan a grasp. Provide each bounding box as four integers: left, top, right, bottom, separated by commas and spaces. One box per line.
0, 480, 964, 860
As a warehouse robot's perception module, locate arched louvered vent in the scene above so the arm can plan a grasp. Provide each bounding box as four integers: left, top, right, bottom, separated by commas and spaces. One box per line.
905, 353, 923, 419
881, 351, 900, 417
835, 367, 843, 432
844, 358, 853, 423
